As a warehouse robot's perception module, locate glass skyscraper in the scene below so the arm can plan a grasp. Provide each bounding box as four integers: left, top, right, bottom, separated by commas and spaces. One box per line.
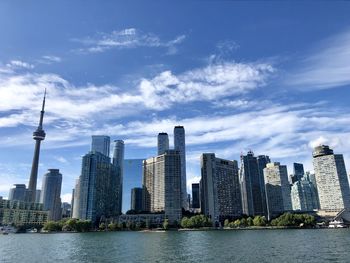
40, 169, 62, 221
157, 132, 169, 155
91, 135, 110, 156
123, 159, 143, 213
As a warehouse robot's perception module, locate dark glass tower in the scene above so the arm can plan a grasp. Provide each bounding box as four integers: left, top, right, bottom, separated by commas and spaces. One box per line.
27, 90, 46, 203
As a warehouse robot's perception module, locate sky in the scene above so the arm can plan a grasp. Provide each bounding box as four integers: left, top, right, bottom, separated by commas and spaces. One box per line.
1, 1, 350, 207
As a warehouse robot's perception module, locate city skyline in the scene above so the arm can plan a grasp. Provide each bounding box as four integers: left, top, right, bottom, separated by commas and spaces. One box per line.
1, 2, 350, 204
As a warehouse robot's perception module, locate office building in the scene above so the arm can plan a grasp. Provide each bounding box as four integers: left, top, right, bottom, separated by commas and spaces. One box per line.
257, 155, 270, 216
131, 187, 143, 212
8, 184, 26, 201
26, 90, 47, 203
201, 153, 242, 225
312, 145, 350, 213
123, 159, 143, 213
113, 140, 124, 214
35, 190, 41, 203
240, 151, 267, 216
91, 135, 110, 156
192, 183, 200, 209
291, 177, 319, 212
40, 169, 63, 221
174, 126, 188, 210
142, 150, 182, 223
62, 202, 71, 218
157, 132, 169, 155
71, 179, 80, 219
264, 162, 292, 220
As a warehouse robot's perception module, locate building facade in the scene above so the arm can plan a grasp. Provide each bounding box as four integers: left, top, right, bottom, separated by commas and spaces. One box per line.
0, 197, 48, 226
142, 150, 182, 223
123, 159, 143, 213
291, 177, 319, 212
91, 135, 110, 156
131, 187, 143, 212
40, 169, 62, 221
263, 162, 292, 220
192, 183, 200, 209
77, 151, 120, 225
8, 184, 26, 202
291, 163, 305, 183
201, 153, 242, 225
113, 140, 124, 214
240, 151, 267, 216
174, 126, 188, 210
157, 132, 169, 155
312, 145, 350, 213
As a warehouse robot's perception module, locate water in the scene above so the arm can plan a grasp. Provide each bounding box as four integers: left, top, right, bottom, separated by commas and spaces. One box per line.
1, 229, 350, 262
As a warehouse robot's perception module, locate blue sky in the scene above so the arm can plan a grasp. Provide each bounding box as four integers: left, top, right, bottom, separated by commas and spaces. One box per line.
1, 1, 350, 205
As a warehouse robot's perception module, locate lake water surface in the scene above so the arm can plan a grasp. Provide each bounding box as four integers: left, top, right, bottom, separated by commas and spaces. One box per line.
1, 229, 349, 262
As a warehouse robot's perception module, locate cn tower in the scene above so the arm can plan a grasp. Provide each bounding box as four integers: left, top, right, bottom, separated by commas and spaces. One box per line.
26, 89, 47, 203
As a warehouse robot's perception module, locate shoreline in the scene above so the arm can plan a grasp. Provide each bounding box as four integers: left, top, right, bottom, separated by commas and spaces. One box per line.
8, 226, 349, 234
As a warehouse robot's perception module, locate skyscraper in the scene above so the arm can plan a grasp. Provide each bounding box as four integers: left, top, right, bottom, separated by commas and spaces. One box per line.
201, 153, 242, 225
257, 155, 270, 216
91, 135, 110, 156
263, 162, 292, 220
157, 132, 169, 155
131, 187, 143, 212
240, 151, 267, 216
123, 159, 143, 213
113, 140, 124, 214
174, 126, 187, 210
291, 177, 319, 212
77, 151, 119, 224
40, 169, 63, 221
192, 183, 200, 209
291, 163, 305, 183
27, 90, 47, 203
312, 145, 350, 213
8, 184, 26, 201
142, 150, 182, 223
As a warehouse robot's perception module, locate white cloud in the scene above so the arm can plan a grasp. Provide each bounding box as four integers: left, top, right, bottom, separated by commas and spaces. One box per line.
40, 55, 62, 64
287, 29, 350, 89
54, 156, 69, 164
73, 28, 186, 54
6, 60, 34, 69
61, 193, 72, 203
0, 59, 274, 131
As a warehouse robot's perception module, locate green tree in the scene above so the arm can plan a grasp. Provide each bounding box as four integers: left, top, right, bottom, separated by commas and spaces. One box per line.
224, 219, 230, 227
163, 219, 169, 230
253, 216, 267, 227
99, 223, 106, 231
247, 217, 253, 226
43, 221, 62, 232
233, 219, 241, 228
181, 217, 190, 228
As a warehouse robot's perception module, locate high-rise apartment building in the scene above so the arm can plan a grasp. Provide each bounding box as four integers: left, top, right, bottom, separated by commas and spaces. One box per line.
131, 188, 143, 212
40, 169, 63, 221
192, 183, 200, 209
240, 151, 267, 216
77, 150, 120, 225
264, 162, 292, 220
157, 132, 169, 155
8, 184, 26, 201
142, 150, 182, 223
174, 126, 188, 210
201, 153, 242, 225
312, 145, 350, 213
91, 135, 110, 156
291, 177, 319, 212
113, 140, 124, 214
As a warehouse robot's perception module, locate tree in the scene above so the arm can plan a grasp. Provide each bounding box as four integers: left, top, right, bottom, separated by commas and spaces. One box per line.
43, 221, 62, 232
247, 217, 253, 226
253, 216, 266, 227
224, 219, 230, 228
233, 219, 241, 228
163, 219, 169, 230
181, 217, 189, 228
99, 223, 106, 231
